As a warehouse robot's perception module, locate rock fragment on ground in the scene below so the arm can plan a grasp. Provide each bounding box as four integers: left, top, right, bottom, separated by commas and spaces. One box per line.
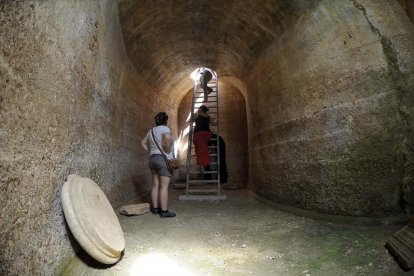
119, 203, 150, 216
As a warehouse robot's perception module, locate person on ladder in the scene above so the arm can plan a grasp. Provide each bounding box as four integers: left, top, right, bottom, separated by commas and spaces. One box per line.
190, 105, 216, 173
198, 67, 213, 102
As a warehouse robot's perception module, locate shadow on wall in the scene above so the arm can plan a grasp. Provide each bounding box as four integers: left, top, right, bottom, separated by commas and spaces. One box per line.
62, 218, 113, 272
131, 174, 152, 202
398, 0, 414, 24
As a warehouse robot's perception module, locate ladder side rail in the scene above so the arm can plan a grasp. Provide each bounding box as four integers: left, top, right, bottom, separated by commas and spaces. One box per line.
186, 79, 198, 196
214, 75, 221, 196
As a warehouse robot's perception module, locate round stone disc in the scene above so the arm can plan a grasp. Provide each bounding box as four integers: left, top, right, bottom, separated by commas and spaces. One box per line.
62, 174, 125, 264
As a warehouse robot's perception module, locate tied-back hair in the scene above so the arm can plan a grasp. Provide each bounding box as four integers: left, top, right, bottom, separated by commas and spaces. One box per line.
155, 112, 168, 126
199, 105, 209, 113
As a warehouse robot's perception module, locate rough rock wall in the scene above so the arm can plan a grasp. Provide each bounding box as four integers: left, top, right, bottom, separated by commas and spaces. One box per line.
218, 81, 249, 188
398, 0, 414, 24
247, 0, 414, 217
0, 1, 165, 275
177, 80, 248, 186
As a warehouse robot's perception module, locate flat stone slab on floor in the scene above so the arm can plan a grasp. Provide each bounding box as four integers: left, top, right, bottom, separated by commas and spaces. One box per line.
385, 220, 414, 270
119, 203, 150, 216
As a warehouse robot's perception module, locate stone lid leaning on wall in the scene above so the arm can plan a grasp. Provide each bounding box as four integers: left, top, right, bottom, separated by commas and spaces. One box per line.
61, 174, 125, 264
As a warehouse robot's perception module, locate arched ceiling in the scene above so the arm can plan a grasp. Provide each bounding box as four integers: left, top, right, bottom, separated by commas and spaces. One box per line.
117, 0, 319, 103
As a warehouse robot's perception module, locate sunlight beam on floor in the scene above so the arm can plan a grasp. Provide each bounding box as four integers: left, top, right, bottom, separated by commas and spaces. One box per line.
129, 253, 193, 276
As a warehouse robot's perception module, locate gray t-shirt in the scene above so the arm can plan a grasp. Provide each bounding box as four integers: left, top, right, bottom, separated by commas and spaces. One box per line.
147, 125, 174, 159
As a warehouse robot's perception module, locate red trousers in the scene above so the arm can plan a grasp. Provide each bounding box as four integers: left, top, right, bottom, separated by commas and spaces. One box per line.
193, 131, 212, 166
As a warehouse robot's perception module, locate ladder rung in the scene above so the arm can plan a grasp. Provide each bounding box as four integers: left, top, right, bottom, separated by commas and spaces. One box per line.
187, 162, 218, 165
196, 87, 217, 90
188, 189, 219, 193
193, 108, 217, 111
196, 93, 217, 96
195, 107, 217, 109
194, 104, 217, 107
188, 138, 217, 142
197, 81, 217, 84
186, 81, 221, 195
188, 180, 219, 184
196, 95, 217, 98
178, 195, 226, 201
188, 171, 218, 174
193, 99, 217, 102
193, 97, 217, 101
196, 88, 217, 91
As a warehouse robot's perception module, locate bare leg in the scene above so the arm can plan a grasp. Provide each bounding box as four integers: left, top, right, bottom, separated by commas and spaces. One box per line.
159, 175, 171, 211
203, 83, 213, 101
151, 174, 160, 208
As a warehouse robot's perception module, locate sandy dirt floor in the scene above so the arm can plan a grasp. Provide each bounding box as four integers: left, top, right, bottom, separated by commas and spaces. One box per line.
62, 186, 410, 275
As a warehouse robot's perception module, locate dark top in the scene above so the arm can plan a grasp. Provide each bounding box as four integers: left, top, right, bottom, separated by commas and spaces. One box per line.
194, 115, 211, 133
201, 70, 212, 82
206, 134, 228, 184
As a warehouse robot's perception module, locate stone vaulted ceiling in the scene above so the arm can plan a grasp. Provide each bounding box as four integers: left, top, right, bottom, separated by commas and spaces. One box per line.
117, 0, 319, 101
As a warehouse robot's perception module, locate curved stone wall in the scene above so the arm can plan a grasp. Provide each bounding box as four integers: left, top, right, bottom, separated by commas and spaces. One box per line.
1, 0, 414, 274
247, 0, 414, 217
0, 1, 172, 274
117, 0, 320, 102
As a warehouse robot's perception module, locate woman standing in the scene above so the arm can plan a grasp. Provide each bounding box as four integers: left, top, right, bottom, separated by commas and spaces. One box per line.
140, 112, 176, 218
190, 105, 216, 172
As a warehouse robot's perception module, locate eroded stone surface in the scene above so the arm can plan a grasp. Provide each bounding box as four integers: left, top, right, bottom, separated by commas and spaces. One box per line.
119, 203, 150, 216
1, 0, 414, 275
0, 1, 167, 275
246, 0, 414, 217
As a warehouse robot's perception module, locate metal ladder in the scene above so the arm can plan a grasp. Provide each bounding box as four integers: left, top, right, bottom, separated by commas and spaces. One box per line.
178, 72, 226, 201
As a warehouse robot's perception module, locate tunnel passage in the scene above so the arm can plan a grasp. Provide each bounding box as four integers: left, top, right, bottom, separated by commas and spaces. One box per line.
1, 0, 414, 275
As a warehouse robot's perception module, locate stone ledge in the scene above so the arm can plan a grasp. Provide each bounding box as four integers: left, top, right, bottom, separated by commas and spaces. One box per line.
252, 191, 410, 226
